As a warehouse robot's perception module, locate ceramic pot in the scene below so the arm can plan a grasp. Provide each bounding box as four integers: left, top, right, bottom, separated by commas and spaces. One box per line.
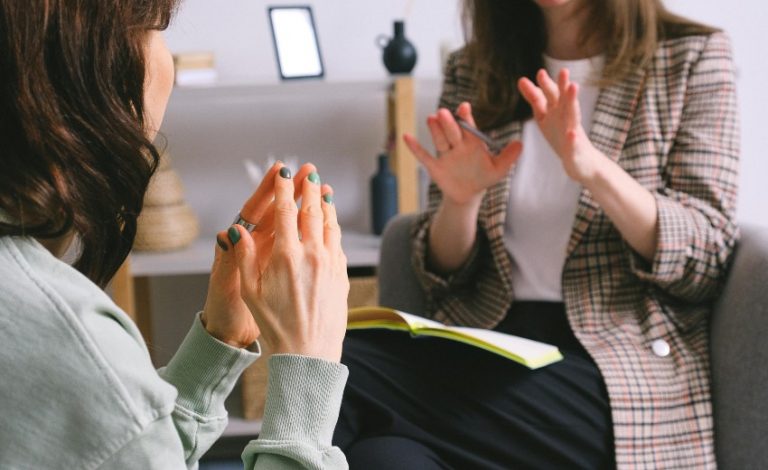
377, 20, 417, 74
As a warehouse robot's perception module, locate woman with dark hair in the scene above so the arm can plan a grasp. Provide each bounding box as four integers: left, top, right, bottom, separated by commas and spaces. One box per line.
0, 1, 349, 468
335, 0, 738, 468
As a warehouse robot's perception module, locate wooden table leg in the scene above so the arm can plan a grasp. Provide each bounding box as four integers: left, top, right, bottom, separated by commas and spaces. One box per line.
112, 258, 153, 348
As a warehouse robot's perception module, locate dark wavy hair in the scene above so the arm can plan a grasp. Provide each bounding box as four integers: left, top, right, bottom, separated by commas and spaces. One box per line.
463, 0, 717, 130
0, 0, 179, 286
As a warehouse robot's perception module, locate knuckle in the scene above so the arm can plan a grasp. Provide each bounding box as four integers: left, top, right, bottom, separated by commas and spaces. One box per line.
323, 219, 341, 233
305, 249, 323, 268
300, 202, 323, 220
275, 200, 298, 216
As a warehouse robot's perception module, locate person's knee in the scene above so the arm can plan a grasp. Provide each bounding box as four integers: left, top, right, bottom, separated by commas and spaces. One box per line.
346, 436, 448, 470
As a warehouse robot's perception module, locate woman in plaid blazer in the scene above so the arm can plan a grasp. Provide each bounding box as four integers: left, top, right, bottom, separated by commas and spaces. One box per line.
334, 0, 738, 468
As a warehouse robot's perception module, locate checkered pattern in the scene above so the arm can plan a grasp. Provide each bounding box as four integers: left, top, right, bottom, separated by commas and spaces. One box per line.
411, 32, 739, 469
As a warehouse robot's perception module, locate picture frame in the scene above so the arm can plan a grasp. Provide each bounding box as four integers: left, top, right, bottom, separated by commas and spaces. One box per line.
267, 6, 325, 80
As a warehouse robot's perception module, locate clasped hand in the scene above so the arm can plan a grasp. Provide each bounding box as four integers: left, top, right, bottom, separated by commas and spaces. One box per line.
201, 162, 349, 363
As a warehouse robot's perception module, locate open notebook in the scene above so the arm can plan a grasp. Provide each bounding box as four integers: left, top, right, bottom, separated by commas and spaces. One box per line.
348, 307, 563, 369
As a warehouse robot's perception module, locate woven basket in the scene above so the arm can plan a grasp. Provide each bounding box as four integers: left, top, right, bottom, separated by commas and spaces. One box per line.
241, 276, 379, 420
144, 169, 186, 207
134, 204, 199, 251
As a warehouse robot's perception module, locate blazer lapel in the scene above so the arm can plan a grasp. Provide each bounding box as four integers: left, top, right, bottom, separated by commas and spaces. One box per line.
481, 120, 523, 293
566, 65, 648, 256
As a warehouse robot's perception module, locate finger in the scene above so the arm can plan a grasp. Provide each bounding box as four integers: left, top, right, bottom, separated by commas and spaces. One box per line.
213, 230, 239, 282
517, 78, 548, 119
253, 162, 316, 238
239, 162, 280, 224
536, 69, 559, 106
557, 68, 570, 96
564, 83, 582, 130
299, 170, 323, 245
403, 133, 438, 174
320, 185, 342, 252
436, 107, 463, 147
492, 140, 524, 178
455, 102, 477, 128
273, 165, 300, 248
228, 224, 258, 294
427, 115, 451, 153
292, 162, 317, 201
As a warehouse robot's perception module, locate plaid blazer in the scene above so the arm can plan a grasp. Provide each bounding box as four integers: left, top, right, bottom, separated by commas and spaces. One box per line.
411, 32, 739, 469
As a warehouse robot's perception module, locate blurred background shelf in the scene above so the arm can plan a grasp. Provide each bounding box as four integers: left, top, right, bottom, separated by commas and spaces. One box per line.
130, 231, 382, 277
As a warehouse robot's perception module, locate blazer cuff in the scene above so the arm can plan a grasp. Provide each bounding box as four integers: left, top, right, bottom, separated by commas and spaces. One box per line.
411, 214, 483, 295
626, 194, 694, 286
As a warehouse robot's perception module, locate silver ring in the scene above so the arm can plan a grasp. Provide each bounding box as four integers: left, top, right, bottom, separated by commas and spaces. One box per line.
233, 214, 257, 232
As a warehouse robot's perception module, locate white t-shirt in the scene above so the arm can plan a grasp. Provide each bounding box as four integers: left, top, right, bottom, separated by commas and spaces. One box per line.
503, 54, 604, 301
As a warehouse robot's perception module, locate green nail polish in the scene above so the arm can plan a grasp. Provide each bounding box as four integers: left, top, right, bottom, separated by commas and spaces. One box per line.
216, 235, 229, 251
308, 172, 321, 184
323, 194, 334, 205
279, 167, 292, 179
227, 226, 241, 245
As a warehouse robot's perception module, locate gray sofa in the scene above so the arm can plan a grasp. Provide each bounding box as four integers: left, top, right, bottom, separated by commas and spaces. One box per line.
377, 213, 768, 469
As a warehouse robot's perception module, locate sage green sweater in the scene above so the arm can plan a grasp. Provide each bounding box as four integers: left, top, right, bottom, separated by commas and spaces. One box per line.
0, 234, 348, 469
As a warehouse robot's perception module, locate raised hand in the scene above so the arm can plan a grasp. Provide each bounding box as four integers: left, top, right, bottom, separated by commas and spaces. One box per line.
517, 68, 600, 184
231, 167, 349, 362
404, 102, 523, 207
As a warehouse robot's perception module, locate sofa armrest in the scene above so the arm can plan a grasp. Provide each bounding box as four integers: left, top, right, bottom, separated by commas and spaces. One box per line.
711, 224, 768, 469
377, 213, 427, 315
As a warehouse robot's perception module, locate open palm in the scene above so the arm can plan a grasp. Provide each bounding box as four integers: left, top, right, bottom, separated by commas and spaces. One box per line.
518, 68, 599, 184
404, 102, 522, 206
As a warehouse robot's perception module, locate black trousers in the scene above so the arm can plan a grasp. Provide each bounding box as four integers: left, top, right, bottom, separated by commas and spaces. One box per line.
333, 302, 615, 470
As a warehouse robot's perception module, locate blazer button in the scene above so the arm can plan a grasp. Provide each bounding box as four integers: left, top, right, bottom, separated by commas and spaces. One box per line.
652, 339, 670, 357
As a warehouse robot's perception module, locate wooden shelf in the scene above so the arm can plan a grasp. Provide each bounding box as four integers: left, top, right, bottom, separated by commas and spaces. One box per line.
168, 78, 440, 103
130, 230, 381, 277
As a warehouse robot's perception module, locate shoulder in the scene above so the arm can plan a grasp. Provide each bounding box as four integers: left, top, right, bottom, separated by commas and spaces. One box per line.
0, 237, 177, 468
440, 48, 478, 107
443, 47, 474, 82
653, 31, 735, 75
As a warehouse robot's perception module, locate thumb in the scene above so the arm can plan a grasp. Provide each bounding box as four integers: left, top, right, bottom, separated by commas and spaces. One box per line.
228, 224, 259, 295
493, 140, 523, 178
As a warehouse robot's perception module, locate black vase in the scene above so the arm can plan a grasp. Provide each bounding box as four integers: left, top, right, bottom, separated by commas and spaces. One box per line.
370, 154, 398, 235
377, 20, 417, 74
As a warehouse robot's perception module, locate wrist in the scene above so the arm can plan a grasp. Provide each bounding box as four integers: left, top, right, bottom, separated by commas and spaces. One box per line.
578, 147, 612, 190
200, 313, 253, 349
271, 343, 342, 363
441, 193, 483, 217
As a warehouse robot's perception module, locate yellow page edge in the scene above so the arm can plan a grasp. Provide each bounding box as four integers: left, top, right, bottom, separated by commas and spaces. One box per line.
418, 328, 563, 370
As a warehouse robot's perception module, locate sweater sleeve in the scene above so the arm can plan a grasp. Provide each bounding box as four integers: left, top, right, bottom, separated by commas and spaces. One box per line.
157, 313, 260, 467
625, 32, 740, 303
242, 355, 349, 470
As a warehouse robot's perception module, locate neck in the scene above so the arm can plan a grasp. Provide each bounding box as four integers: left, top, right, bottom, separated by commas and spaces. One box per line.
541, 2, 601, 60
37, 233, 75, 259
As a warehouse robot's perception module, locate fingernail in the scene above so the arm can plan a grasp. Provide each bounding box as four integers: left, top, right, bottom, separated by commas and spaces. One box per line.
323, 193, 334, 205
227, 226, 241, 245
279, 167, 292, 179
216, 235, 229, 251
308, 172, 321, 184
